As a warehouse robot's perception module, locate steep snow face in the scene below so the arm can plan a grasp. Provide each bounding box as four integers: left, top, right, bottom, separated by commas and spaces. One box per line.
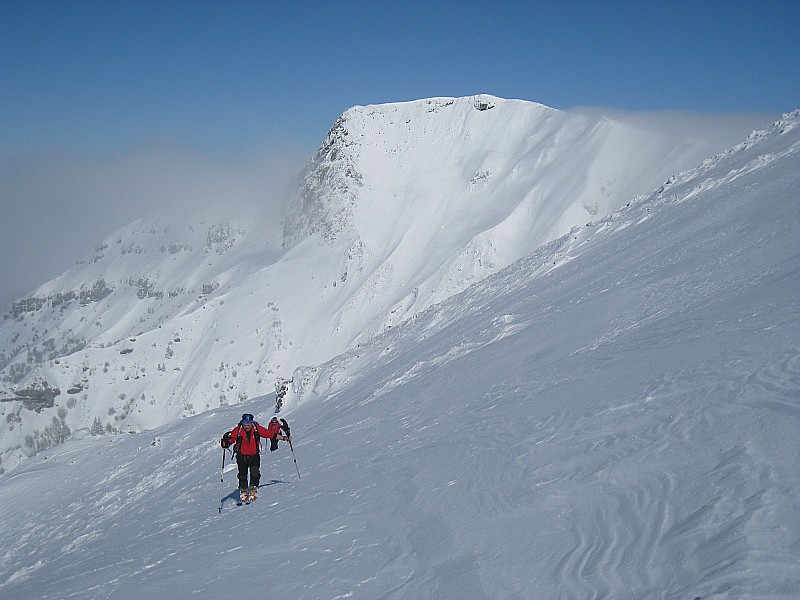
0, 96, 773, 473
283, 95, 766, 326
0, 109, 797, 600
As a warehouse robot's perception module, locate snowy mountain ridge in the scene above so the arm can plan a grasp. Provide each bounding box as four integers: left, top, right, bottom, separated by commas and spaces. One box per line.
0, 95, 778, 474
291, 107, 800, 406
0, 104, 797, 599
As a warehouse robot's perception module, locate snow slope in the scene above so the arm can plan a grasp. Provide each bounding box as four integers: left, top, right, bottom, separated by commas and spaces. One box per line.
0, 96, 767, 474
0, 109, 798, 599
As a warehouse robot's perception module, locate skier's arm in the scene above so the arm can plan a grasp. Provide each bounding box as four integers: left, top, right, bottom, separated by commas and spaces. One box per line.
223, 426, 241, 449
220, 431, 232, 448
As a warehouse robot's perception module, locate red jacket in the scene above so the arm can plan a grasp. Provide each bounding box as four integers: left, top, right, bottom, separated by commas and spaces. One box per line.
229, 423, 271, 456
264, 418, 286, 438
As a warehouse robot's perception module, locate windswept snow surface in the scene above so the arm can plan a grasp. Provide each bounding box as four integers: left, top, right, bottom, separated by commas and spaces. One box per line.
0, 110, 798, 598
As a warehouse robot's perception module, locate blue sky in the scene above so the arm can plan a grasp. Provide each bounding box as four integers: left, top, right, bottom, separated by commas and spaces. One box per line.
0, 0, 798, 307
3, 0, 798, 157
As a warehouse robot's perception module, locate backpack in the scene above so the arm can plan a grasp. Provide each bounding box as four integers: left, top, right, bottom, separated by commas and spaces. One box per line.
232, 421, 261, 454
220, 417, 263, 451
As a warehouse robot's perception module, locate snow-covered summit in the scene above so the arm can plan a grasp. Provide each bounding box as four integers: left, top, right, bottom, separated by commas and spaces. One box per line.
283, 94, 768, 316
0, 96, 778, 474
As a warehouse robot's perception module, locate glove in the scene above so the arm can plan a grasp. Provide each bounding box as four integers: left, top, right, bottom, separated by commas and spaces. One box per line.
220, 431, 231, 448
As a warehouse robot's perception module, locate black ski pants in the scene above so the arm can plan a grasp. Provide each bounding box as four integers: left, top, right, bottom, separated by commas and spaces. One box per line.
236, 453, 261, 489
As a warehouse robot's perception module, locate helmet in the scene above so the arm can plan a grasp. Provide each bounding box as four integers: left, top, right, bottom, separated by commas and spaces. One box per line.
241, 413, 254, 424
270, 417, 278, 423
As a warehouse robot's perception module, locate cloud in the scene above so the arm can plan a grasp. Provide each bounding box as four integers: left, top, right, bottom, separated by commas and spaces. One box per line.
568, 106, 776, 145
0, 141, 310, 310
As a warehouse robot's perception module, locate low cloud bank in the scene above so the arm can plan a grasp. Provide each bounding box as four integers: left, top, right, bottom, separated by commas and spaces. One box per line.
569, 106, 777, 147
0, 141, 309, 310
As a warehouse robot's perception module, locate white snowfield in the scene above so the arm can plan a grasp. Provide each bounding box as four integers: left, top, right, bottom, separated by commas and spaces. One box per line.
0, 101, 798, 599
0, 96, 766, 474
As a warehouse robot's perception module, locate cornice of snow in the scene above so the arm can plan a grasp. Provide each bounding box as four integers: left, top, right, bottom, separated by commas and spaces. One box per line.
281, 95, 556, 249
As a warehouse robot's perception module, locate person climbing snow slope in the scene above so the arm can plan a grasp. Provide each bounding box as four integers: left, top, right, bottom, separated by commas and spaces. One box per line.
220, 413, 287, 503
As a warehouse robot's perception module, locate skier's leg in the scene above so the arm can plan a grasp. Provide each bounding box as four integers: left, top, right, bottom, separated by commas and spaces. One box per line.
250, 454, 261, 488
236, 453, 248, 490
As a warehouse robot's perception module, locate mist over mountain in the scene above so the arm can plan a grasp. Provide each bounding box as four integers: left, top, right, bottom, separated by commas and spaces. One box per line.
0, 99, 798, 598
0, 97, 784, 475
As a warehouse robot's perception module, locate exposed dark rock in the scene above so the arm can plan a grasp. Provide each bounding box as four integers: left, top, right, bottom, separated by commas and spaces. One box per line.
79, 279, 113, 304
11, 297, 46, 318
2, 383, 61, 412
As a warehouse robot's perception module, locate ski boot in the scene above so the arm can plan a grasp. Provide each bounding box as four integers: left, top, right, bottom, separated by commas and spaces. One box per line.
248, 485, 258, 502
239, 488, 249, 505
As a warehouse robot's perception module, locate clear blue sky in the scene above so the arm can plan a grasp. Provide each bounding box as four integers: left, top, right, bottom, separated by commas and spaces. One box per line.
0, 0, 798, 308
2, 0, 798, 157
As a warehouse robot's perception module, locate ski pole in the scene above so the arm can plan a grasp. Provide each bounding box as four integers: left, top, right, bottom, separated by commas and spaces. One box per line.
218, 447, 226, 513
287, 438, 301, 480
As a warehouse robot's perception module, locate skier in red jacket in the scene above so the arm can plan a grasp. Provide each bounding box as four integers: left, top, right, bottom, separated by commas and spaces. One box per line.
221, 413, 288, 503
265, 416, 291, 451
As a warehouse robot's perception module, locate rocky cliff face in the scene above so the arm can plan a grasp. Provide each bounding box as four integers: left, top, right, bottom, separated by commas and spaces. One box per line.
283, 114, 363, 248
